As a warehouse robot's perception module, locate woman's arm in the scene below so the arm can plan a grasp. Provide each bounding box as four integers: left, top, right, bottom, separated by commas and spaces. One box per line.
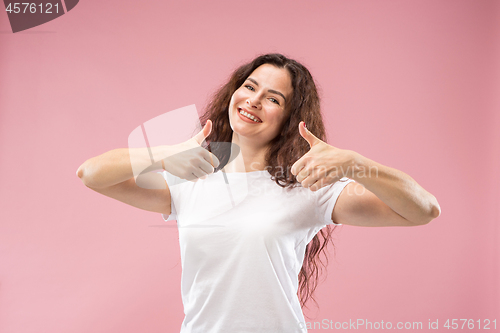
76, 146, 173, 214
76, 147, 166, 189
76, 120, 219, 214
332, 153, 441, 226
291, 121, 441, 227
77, 120, 219, 189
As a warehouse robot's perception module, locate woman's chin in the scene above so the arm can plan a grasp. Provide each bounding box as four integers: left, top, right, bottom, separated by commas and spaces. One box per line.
230, 119, 255, 137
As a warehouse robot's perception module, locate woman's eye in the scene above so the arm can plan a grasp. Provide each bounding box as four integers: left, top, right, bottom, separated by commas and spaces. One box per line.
270, 98, 280, 105
245, 85, 255, 91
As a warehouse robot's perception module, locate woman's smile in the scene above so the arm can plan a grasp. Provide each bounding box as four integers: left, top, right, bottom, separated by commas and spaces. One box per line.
237, 107, 262, 123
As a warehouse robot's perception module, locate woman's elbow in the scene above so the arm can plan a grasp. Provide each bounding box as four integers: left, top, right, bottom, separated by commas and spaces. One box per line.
76, 165, 84, 179
430, 202, 441, 219
76, 163, 95, 187
420, 198, 441, 225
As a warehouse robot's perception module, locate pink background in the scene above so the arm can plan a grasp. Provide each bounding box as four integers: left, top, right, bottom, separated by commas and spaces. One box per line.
1, 0, 498, 332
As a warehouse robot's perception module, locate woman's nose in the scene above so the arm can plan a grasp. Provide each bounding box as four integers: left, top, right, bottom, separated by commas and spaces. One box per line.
246, 96, 261, 109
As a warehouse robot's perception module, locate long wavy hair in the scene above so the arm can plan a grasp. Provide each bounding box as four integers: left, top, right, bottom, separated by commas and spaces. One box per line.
199, 53, 338, 310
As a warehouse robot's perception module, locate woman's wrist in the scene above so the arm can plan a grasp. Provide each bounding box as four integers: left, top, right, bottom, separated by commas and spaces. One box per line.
151, 145, 173, 165
343, 150, 376, 182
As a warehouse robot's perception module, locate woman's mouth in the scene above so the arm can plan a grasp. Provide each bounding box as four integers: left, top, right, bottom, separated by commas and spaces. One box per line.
238, 108, 262, 123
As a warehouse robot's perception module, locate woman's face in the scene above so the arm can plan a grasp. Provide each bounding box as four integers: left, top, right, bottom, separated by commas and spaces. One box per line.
228, 64, 293, 147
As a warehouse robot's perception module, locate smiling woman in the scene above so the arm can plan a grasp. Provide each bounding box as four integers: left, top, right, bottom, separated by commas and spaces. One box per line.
227, 63, 293, 157
77, 53, 440, 333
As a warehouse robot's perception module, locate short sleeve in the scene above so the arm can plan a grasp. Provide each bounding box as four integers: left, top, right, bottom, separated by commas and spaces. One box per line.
317, 177, 356, 226
157, 170, 177, 222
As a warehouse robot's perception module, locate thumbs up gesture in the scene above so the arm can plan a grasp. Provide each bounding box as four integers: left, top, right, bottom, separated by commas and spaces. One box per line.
162, 120, 220, 181
291, 121, 355, 191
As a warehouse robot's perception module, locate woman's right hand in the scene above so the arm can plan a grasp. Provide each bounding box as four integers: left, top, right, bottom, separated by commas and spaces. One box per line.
162, 119, 220, 181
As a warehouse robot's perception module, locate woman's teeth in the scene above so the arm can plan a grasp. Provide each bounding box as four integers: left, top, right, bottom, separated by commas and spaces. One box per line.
239, 109, 261, 122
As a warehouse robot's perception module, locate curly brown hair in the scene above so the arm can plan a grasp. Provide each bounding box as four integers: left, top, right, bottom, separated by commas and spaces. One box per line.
199, 53, 339, 310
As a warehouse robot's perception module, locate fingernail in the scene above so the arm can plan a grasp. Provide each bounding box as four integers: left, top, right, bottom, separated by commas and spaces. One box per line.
303, 122, 307, 129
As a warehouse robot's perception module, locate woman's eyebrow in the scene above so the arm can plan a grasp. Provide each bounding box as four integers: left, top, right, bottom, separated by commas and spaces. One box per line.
246, 77, 287, 103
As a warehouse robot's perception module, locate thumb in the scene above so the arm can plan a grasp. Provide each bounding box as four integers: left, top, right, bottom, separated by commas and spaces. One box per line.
298, 121, 321, 147
193, 119, 212, 145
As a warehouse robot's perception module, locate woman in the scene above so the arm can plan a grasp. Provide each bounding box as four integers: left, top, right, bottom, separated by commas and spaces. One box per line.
77, 53, 441, 332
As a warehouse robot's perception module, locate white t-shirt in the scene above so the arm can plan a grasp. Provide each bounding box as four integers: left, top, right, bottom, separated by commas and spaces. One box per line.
160, 169, 355, 333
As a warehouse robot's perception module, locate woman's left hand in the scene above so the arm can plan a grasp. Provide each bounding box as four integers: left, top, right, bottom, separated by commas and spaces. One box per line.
291, 121, 356, 191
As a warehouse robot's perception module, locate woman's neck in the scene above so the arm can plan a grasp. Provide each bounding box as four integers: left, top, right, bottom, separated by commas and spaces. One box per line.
223, 133, 269, 173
